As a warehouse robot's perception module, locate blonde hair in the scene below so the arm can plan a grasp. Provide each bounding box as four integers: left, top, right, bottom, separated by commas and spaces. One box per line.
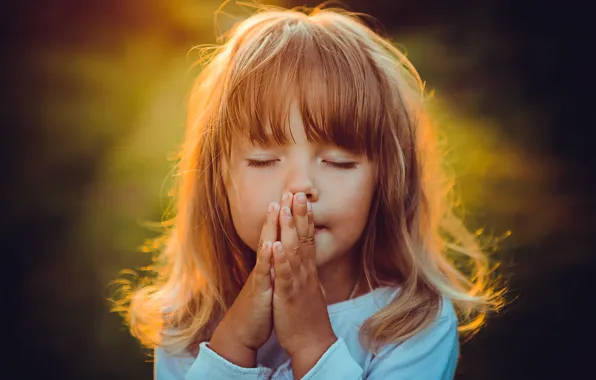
111, 1, 506, 356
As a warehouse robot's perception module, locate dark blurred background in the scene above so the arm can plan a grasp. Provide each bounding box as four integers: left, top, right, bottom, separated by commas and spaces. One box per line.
4, 0, 595, 379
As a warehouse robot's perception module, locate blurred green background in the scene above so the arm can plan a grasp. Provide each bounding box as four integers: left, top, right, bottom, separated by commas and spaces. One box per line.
5, 0, 594, 379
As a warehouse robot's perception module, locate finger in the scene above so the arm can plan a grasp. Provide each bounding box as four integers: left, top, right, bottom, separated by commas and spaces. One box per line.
270, 254, 275, 282
292, 193, 311, 266
272, 241, 293, 296
253, 241, 272, 291
280, 194, 301, 275
305, 200, 316, 269
258, 202, 280, 254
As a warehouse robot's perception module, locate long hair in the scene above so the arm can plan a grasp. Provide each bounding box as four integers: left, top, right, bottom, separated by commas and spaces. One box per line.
111, 1, 506, 356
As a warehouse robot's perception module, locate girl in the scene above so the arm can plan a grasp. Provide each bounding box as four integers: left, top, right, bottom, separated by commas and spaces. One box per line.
114, 2, 505, 379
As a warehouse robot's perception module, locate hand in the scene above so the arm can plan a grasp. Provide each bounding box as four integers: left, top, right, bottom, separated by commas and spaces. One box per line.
272, 192, 338, 374
210, 202, 280, 367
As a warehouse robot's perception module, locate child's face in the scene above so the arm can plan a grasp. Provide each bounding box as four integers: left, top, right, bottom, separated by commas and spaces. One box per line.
224, 100, 377, 269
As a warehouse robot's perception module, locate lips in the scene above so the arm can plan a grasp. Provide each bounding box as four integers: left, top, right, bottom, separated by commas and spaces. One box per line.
315, 225, 327, 234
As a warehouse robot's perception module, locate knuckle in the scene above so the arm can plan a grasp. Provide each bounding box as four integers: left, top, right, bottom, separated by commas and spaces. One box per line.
281, 267, 293, 281
299, 235, 315, 246
279, 262, 294, 280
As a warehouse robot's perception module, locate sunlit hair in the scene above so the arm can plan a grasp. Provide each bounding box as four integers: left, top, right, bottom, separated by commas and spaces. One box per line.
111, 1, 506, 356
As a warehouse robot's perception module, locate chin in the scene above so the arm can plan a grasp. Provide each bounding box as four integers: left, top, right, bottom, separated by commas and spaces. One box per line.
313, 231, 340, 267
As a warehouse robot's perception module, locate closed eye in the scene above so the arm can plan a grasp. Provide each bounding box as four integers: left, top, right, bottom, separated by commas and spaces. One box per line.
324, 161, 357, 169
247, 159, 356, 169
247, 159, 278, 168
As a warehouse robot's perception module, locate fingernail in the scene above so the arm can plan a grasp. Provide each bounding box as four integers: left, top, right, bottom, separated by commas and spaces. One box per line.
274, 242, 284, 253
282, 192, 292, 202
306, 201, 312, 213
296, 192, 306, 204
268, 203, 276, 214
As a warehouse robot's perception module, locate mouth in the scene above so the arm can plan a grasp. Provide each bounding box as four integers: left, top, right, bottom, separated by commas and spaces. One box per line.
315, 225, 327, 234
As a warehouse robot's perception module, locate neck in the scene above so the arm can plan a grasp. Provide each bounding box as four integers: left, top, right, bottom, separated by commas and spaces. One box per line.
317, 251, 360, 305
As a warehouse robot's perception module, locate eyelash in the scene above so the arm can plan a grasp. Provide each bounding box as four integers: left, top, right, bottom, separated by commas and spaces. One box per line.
247, 159, 357, 170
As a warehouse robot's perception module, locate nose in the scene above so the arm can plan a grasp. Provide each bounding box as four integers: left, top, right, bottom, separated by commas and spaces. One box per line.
283, 162, 319, 202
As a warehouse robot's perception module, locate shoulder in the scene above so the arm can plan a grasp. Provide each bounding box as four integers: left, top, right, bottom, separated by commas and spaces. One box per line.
405, 295, 459, 348
371, 288, 457, 327
365, 296, 459, 378
371, 294, 459, 361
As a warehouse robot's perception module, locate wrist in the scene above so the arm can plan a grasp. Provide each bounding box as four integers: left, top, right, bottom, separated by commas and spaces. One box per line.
290, 335, 337, 379
210, 324, 257, 368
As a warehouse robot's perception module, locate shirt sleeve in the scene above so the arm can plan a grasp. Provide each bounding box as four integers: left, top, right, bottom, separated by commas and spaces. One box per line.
365, 305, 460, 380
300, 302, 459, 380
154, 342, 274, 380
300, 337, 364, 380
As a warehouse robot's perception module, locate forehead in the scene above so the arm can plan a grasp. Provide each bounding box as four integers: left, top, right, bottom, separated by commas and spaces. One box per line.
228, 100, 299, 145
245, 107, 309, 146
218, 15, 396, 164
237, 100, 366, 153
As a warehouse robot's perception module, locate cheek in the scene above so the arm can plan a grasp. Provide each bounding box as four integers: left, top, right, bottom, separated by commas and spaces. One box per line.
340, 191, 373, 232
330, 171, 376, 228
226, 173, 277, 251
335, 169, 375, 205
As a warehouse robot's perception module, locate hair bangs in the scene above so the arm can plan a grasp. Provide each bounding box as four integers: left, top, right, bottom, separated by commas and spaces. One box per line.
221, 14, 386, 160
